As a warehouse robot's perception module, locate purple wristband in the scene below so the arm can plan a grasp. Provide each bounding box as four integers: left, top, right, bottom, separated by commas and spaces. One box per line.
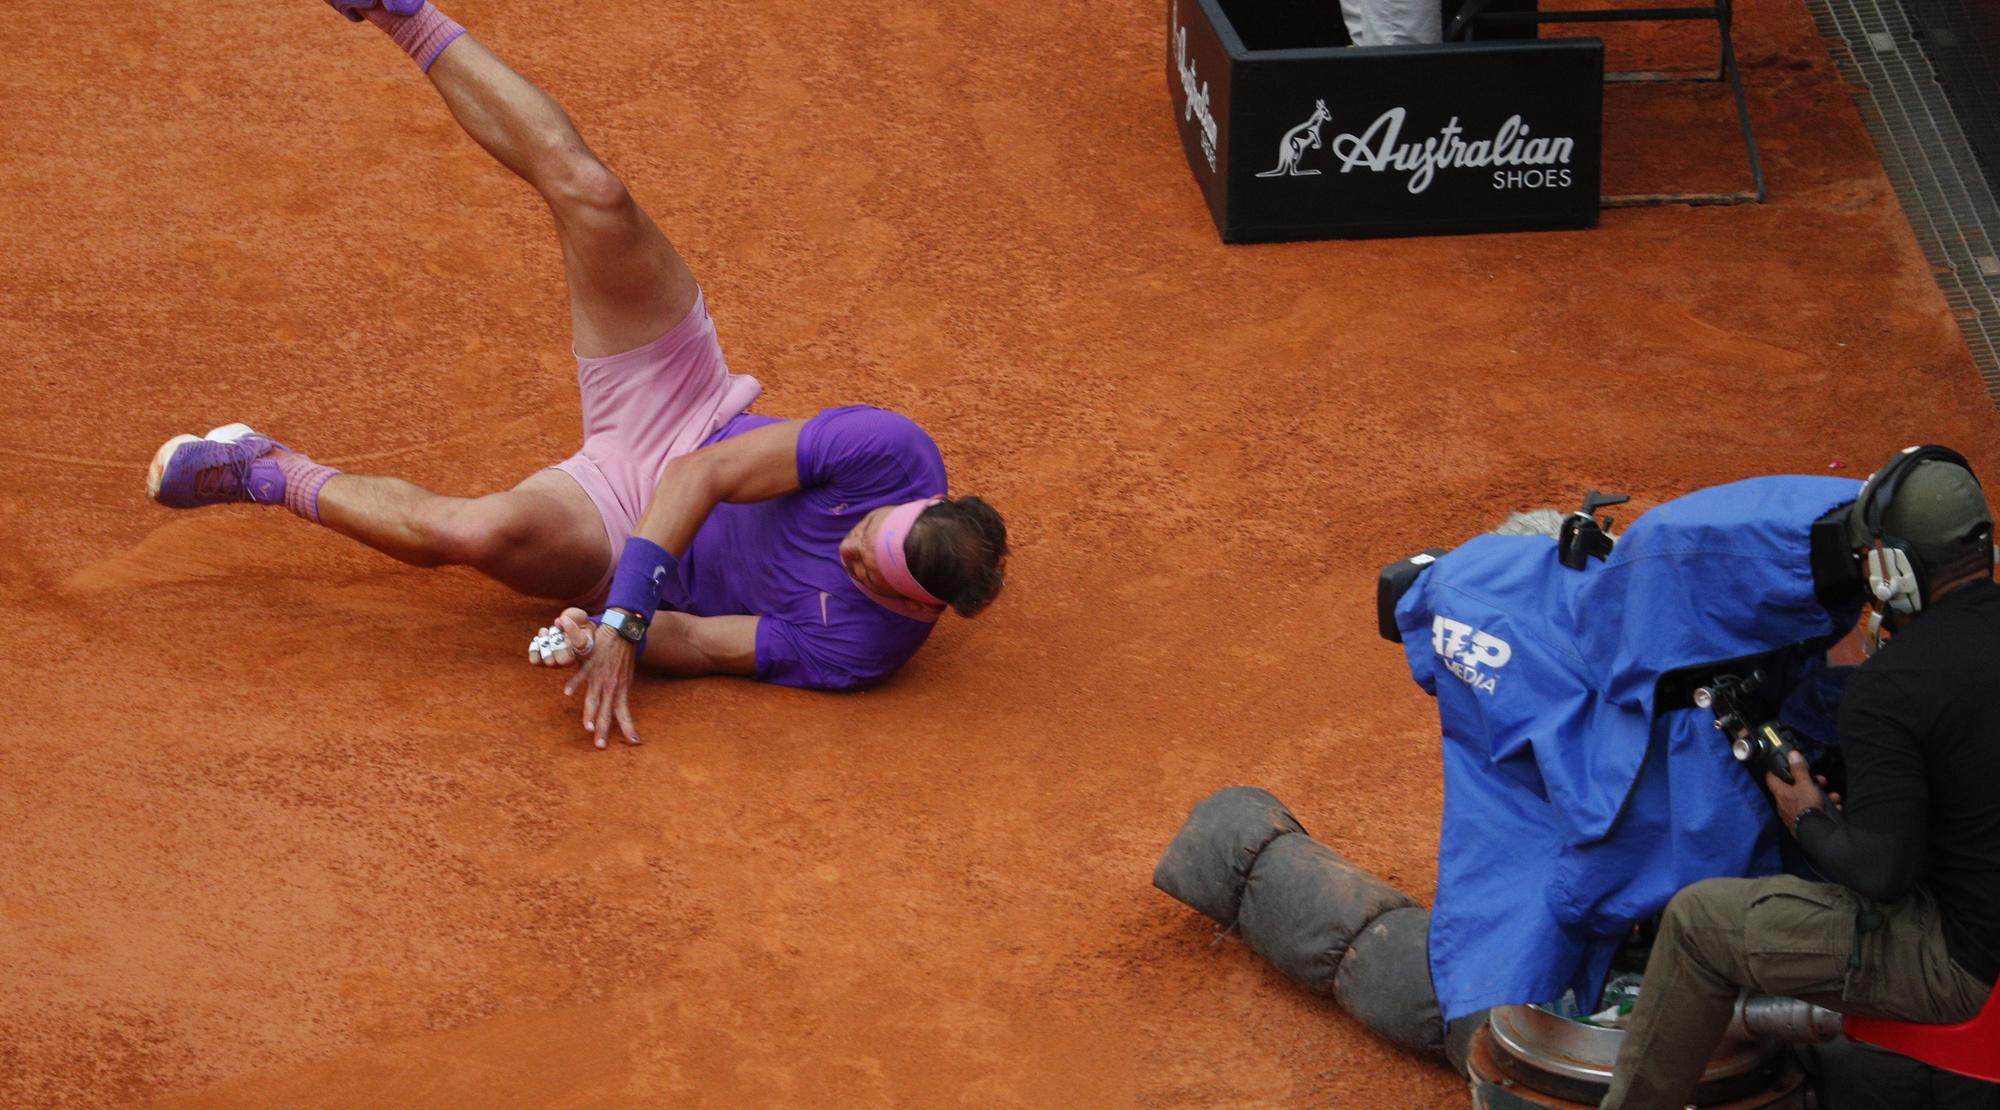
606, 537, 677, 622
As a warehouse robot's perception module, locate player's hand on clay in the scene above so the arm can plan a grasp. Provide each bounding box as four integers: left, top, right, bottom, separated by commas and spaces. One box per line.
565, 617, 640, 749
527, 608, 595, 668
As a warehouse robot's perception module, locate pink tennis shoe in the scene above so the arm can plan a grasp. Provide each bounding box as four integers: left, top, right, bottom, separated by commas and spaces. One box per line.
146, 423, 288, 509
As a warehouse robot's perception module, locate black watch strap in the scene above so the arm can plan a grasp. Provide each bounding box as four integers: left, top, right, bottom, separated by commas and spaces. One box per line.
601, 608, 649, 645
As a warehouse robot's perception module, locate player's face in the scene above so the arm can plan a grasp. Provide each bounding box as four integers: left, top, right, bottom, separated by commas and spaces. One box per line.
839, 506, 896, 596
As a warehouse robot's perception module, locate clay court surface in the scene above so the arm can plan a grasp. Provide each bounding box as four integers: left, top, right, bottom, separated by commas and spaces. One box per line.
3, 1, 1998, 1105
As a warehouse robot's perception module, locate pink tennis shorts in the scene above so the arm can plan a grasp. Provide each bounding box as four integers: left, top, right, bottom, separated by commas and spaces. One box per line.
553, 291, 762, 605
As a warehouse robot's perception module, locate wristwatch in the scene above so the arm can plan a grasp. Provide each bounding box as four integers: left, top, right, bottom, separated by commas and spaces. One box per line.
600, 607, 649, 646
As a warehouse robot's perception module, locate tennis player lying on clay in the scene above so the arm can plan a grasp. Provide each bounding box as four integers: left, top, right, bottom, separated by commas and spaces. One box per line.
144, 0, 1008, 747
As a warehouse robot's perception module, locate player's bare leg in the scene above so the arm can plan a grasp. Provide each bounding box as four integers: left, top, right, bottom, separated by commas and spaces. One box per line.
319, 5, 700, 592
366, 9, 700, 356
149, 4, 700, 602
314, 470, 608, 599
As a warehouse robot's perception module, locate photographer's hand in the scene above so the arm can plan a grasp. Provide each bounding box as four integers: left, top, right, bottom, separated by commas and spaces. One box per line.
1765, 750, 1839, 835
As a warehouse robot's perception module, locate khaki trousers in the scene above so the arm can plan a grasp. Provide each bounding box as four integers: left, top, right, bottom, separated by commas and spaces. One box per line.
1600, 875, 1992, 1110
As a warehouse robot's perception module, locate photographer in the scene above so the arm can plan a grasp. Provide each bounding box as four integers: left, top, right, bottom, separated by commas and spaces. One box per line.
1601, 447, 2000, 1110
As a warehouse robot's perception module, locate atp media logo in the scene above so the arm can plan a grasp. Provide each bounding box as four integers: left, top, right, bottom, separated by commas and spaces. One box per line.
1432, 615, 1512, 694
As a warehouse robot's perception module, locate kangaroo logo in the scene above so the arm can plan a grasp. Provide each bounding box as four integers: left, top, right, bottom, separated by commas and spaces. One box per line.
1256, 99, 1333, 178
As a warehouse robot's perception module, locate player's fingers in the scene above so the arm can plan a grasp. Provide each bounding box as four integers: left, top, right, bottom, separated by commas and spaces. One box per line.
615, 691, 640, 746
592, 681, 616, 750
532, 625, 586, 668
557, 613, 594, 657
583, 672, 602, 738
548, 630, 576, 666
564, 650, 594, 697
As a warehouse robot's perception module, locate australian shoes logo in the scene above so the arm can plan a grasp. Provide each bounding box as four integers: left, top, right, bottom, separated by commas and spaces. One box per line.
1432, 615, 1513, 695
1172, 1, 1219, 173
1261, 104, 1576, 194
1255, 99, 1332, 178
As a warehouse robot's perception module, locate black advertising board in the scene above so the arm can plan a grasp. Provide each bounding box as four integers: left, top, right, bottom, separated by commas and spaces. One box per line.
1169, 0, 1604, 242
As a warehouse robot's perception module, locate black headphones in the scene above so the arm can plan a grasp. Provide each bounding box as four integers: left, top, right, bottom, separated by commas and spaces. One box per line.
1854, 444, 1987, 615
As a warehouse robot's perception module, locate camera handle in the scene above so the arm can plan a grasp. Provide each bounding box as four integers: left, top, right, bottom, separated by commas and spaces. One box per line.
1558, 489, 1630, 570
1693, 671, 1799, 785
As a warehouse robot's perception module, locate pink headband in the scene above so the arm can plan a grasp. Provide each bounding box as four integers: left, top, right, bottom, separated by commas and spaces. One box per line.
876, 498, 947, 607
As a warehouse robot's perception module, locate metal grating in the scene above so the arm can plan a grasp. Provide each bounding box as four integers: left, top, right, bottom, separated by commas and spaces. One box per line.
1807, 0, 2000, 402
1900, 0, 2000, 184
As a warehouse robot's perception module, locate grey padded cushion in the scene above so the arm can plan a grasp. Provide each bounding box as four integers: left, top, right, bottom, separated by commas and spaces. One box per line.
1152, 786, 1307, 924
1333, 905, 1444, 1055
1237, 833, 1417, 994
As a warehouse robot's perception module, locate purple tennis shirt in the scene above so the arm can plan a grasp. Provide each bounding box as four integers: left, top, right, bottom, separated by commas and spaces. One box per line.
666, 405, 948, 690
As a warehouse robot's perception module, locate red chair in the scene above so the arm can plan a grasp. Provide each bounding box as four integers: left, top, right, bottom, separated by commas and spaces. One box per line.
1844, 982, 2000, 1082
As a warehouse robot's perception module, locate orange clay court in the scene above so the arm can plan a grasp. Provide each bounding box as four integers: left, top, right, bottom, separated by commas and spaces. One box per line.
1, 0, 1995, 1106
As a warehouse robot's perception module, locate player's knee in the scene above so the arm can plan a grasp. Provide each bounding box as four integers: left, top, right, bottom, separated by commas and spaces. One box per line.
421, 502, 529, 569
545, 155, 632, 222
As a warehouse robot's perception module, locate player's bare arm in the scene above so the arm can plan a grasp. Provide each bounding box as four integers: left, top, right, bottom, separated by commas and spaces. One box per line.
634, 420, 809, 551
559, 421, 807, 748
530, 609, 759, 676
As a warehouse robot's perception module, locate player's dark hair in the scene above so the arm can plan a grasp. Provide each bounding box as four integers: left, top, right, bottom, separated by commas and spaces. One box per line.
907, 497, 1008, 617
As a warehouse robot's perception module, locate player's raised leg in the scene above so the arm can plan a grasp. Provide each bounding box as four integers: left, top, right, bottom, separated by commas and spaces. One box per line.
354, 1, 700, 356
143, 2, 707, 601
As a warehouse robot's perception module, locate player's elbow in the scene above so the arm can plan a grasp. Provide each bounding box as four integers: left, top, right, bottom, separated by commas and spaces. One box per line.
659, 450, 727, 503
653, 612, 758, 677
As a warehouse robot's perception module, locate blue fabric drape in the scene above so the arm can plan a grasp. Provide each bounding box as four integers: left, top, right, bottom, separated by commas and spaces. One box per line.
1395, 476, 1864, 1021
